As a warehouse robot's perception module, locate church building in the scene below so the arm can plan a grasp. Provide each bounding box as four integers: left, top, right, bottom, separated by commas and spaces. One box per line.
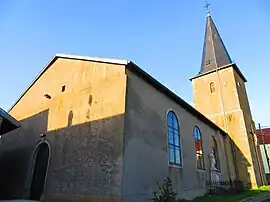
190, 11, 266, 188
0, 11, 266, 202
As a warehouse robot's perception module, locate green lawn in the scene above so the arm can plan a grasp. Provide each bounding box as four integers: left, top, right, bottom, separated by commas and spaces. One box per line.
189, 186, 270, 202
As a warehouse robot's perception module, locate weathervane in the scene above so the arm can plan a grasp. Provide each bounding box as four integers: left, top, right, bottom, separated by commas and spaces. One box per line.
205, 1, 211, 16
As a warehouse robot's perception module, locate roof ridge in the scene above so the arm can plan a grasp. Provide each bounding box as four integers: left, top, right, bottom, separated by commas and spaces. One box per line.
55, 53, 130, 65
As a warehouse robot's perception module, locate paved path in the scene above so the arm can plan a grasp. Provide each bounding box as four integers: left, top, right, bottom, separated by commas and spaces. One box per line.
239, 192, 270, 202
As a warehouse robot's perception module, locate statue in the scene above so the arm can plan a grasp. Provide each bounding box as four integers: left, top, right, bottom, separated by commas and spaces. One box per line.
209, 150, 216, 170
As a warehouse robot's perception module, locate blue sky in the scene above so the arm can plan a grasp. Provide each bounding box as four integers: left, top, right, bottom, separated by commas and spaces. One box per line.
1, 0, 270, 126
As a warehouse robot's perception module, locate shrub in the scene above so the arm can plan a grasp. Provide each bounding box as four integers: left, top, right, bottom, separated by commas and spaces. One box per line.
151, 177, 178, 202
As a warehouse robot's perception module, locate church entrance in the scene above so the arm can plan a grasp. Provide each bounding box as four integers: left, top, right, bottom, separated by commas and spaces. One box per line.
29, 142, 50, 201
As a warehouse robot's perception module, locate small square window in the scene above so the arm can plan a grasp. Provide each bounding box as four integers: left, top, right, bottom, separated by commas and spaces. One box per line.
62, 85, 66, 92
205, 60, 211, 65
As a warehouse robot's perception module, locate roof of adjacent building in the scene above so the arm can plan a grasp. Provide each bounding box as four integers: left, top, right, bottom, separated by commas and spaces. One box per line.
190, 14, 247, 82
0, 108, 20, 135
256, 128, 270, 144
8, 53, 227, 136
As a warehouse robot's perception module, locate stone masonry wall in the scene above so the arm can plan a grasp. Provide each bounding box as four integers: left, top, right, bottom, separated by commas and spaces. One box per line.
0, 58, 127, 202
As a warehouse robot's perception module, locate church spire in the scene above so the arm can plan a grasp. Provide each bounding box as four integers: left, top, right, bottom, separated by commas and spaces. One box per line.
200, 7, 233, 74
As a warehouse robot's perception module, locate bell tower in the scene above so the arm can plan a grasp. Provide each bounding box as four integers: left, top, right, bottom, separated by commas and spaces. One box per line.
190, 10, 266, 187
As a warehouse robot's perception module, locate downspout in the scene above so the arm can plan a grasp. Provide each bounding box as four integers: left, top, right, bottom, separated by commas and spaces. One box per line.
216, 68, 234, 181
208, 21, 234, 181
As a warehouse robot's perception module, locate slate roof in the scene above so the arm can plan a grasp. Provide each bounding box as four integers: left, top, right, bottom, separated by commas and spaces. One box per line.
190, 14, 247, 82
200, 15, 232, 74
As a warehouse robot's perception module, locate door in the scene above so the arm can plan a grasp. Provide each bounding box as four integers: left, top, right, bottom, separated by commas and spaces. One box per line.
29, 143, 50, 200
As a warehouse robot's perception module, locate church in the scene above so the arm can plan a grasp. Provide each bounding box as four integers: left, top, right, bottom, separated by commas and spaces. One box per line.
0, 11, 266, 202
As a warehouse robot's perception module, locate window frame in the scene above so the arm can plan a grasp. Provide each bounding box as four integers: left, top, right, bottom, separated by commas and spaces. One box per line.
193, 126, 205, 170
205, 60, 211, 65
209, 81, 216, 93
167, 110, 182, 167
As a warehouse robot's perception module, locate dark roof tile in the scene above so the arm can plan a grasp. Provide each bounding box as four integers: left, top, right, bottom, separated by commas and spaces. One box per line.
200, 15, 232, 74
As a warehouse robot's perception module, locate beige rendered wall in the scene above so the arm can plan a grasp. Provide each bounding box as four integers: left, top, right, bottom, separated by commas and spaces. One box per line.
0, 58, 127, 202
233, 70, 267, 186
192, 66, 266, 187
122, 70, 231, 201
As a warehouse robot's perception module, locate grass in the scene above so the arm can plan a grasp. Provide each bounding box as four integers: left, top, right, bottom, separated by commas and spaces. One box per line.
189, 185, 270, 202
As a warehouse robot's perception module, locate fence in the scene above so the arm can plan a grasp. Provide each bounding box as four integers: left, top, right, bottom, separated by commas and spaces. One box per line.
206, 180, 244, 195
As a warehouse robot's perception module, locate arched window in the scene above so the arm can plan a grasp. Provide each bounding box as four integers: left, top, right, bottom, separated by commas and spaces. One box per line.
210, 82, 216, 93
212, 136, 220, 170
167, 111, 181, 166
194, 126, 205, 170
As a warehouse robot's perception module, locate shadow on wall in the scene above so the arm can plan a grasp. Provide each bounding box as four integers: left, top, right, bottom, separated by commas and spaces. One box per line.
0, 109, 49, 200
0, 109, 124, 202
226, 135, 253, 188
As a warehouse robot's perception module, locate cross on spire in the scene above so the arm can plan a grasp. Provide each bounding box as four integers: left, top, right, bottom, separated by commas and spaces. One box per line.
205, 1, 211, 16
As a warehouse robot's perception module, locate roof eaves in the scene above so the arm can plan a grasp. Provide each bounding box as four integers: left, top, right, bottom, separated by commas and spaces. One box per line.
127, 62, 227, 136
8, 55, 58, 112
0, 108, 20, 128
233, 63, 247, 82
189, 63, 247, 82
190, 63, 234, 81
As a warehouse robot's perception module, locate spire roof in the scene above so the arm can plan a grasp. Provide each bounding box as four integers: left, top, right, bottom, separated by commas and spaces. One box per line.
200, 14, 233, 74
